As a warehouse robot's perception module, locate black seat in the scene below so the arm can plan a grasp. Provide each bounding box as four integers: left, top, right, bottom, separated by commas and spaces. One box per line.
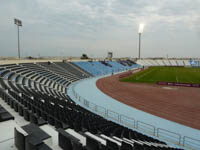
0, 107, 7, 114
0, 104, 14, 122
41, 111, 48, 121
6, 97, 11, 105
133, 142, 144, 150
58, 129, 74, 150
18, 104, 24, 116
14, 127, 26, 150
30, 113, 38, 124
85, 135, 102, 150
55, 119, 62, 129
48, 115, 55, 126
14, 101, 19, 112
23, 108, 30, 121
31, 105, 36, 113
22, 124, 52, 150
37, 117, 47, 126
37, 143, 53, 150
106, 139, 120, 150
58, 128, 84, 150
0, 112, 14, 122
121, 141, 133, 150
36, 108, 41, 117
10, 99, 14, 108
72, 139, 84, 150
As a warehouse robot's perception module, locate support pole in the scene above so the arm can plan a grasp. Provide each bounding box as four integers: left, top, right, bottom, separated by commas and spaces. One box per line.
17, 25, 20, 59
138, 33, 141, 59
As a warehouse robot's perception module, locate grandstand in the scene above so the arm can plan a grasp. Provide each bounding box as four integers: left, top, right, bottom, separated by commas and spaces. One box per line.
136, 59, 200, 67
73, 60, 139, 76
0, 59, 199, 150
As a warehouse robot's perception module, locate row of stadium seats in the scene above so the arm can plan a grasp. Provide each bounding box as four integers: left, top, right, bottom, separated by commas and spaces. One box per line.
0, 62, 91, 94
0, 62, 183, 150
55, 62, 92, 78
73, 61, 140, 76
136, 59, 196, 67
0, 88, 183, 150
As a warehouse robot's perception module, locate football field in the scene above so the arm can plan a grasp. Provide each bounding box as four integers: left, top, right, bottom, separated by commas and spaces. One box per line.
120, 67, 200, 84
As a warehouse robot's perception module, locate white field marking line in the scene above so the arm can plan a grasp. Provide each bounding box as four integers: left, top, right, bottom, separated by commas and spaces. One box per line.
176, 76, 178, 82
136, 68, 156, 80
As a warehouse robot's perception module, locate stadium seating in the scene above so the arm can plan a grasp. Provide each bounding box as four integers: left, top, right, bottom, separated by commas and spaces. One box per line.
73, 60, 140, 76
14, 124, 52, 150
0, 61, 184, 150
55, 61, 92, 78
137, 59, 192, 67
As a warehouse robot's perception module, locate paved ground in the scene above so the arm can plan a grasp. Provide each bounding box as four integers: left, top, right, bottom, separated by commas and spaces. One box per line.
96, 72, 200, 130
0, 98, 62, 150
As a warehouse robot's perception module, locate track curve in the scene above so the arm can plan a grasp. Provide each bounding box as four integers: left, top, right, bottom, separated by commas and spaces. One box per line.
96, 72, 200, 130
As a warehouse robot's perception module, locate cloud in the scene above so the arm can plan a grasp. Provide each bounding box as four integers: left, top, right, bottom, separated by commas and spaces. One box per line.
0, 0, 200, 57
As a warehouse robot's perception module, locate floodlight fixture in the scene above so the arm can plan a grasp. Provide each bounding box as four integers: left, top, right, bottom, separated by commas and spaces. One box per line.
138, 23, 144, 33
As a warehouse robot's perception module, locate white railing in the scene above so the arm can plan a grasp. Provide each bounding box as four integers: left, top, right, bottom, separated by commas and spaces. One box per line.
71, 83, 200, 149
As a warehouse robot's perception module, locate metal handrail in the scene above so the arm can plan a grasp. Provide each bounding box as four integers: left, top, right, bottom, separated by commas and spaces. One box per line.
157, 128, 181, 145
96, 105, 107, 116
72, 84, 200, 149
120, 115, 135, 128
183, 136, 200, 149
107, 110, 120, 121
136, 120, 156, 136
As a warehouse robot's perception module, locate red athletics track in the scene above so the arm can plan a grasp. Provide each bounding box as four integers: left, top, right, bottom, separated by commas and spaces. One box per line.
96, 71, 200, 130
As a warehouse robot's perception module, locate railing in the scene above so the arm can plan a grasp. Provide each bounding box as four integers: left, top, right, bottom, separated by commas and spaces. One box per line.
72, 85, 177, 143
96, 105, 106, 116
120, 115, 135, 129
136, 121, 156, 136
157, 128, 181, 145
107, 110, 120, 122
183, 136, 200, 150
70, 72, 200, 150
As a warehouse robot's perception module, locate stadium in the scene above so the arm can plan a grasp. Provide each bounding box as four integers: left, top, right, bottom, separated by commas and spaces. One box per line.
1, 1, 200, 150
0, 58, 200, 150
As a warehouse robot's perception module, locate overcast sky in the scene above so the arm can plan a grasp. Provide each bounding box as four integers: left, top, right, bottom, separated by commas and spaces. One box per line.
0, 0, 200, 58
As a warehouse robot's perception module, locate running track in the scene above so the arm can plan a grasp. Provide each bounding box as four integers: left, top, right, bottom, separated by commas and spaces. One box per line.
96, 73, 200, 130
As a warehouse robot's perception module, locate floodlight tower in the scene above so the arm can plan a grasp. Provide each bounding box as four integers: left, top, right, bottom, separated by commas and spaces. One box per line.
138, 23, 144, 59
14, 18, 22, 59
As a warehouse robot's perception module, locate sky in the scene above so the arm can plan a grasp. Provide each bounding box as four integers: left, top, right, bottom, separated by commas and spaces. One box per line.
0, 0, 200, 58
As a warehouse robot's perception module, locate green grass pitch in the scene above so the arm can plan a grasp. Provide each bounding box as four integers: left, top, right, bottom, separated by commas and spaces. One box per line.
120, 67, 200, 84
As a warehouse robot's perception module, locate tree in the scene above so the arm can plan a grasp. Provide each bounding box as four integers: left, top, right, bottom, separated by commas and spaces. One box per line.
80, 53, 89, 59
